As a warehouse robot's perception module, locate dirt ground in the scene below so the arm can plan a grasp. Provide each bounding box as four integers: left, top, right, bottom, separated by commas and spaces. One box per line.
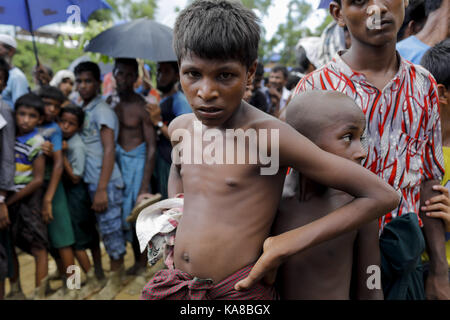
4, 242, 164, 300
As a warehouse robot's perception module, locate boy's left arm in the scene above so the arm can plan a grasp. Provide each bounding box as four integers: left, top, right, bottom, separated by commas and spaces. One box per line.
353, 220, 384, 300
42, 149, 63, 223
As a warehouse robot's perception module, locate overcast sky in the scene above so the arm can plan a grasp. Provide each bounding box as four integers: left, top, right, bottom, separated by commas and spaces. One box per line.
155, 0, 328, 39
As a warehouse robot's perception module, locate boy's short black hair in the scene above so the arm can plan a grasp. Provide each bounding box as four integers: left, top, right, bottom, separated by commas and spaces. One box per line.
0, 57, 10, 84
74, 61, 101, 82
60, 104, 85, 128
397, 0, 426, 41
114, 58, 138, 74
425, 0, 443, 15
286, 74, 302, 91
173, 0, 260, 69
15, 93, 45, 116
38, 85, 66, 104
421, 38, 450, 89
271, 65, 289, 80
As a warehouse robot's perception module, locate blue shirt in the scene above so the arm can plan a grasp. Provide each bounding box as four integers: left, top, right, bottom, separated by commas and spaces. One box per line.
80, 95, 123, 187
2, 67, 29, 109
38, 121, 62, 152
396, 36, 431, 65
160, 91, 192, 117
67, 133, 85, 177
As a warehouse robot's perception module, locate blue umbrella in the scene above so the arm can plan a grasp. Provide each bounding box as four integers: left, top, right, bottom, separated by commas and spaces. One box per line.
0, 0, 112, 65
318, 0, 332, 9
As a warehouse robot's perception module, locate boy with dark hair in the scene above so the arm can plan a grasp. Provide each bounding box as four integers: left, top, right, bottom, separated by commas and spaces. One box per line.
111, 57, 156, 276
0, 56, 14, 300
35, 85, 77, 299
74, 61, 126, 300
7, 93, 48, 299
274, 91, 382, 300
396, 0, 426, 41
420, 38, 450, 286
58, 105, 105, 299
140, 0, 399, 300
294, 0, 449, 299
249, 62, 269, 113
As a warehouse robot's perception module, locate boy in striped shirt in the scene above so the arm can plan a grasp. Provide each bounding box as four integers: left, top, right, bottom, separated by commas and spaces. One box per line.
6, 93, 48, 299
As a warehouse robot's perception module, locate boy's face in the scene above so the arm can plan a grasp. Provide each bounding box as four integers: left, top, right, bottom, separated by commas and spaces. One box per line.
15, 106, 42, 135
269, 71, 286, 92
114, 63, 137, 95
59, 112, 79, 139
76, 71, 99, 102
59, 78, 74, 97
42, 97, 61, 123
331, 0, 405, 47
179, 53, 256, 127
316, 109, 367, 165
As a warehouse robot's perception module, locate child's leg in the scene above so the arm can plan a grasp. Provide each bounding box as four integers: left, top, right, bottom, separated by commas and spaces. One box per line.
74, 250, 91, 274
58, 246, 75, 279
31, 248, 48, 286
90, 242, 104, 279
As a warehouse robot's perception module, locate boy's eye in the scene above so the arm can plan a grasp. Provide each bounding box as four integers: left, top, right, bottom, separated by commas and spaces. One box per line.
185, 71, 201, 78
352, 0, 366, 5
342, 134, 352, 142
218, 73, 234, 81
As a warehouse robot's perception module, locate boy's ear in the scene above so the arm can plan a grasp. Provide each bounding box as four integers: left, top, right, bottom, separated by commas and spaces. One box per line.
437, 84, 449, 106
247, 60, 258, 87
330, 1, 345, 27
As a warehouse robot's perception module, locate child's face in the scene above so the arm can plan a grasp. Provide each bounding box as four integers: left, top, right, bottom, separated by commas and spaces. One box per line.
59, 78, 74, 97
42, 98, 61, 123
76, 71, 99, 102
59, 112, 79, 139
316, 110, 367, 165
15, 106, 41, 135
333, 0, 405, 47
179, 53, 256, 127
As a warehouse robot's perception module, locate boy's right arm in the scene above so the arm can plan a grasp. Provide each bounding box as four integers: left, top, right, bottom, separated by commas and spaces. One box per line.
167, 115, 189, 197
6, 154, 45, 207
235, 120, 399, 290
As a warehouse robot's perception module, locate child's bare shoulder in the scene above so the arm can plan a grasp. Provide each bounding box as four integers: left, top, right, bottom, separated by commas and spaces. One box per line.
244, 102, 286, 130
168, 113, 196, 135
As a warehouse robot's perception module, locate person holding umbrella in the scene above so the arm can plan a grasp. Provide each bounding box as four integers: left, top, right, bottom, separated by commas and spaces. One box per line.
0, 34, 29, 109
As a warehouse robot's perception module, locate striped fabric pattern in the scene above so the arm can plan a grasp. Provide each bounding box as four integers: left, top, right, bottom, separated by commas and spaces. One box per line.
293, 52, 444, 232
140, 264, 278, 300
14, 129, 44, 191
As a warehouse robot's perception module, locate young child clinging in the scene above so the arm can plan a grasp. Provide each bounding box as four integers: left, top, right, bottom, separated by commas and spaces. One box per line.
273, 91, 382, 300
7, 93, 48, 299
140, 0, 399, 300
58, 105, 105, 299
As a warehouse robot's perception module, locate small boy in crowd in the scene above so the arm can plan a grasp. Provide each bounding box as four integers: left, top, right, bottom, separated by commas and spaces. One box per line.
140, 0, 399, 300
58, 105, 105, 299
7, 93, 48, 299
420, 38, 450, 285
74, 61, 126, 300
273, 91, 383, 299
36, 85, 77, 298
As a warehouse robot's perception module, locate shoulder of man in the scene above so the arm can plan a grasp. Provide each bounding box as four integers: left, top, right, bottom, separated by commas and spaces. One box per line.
405, 61, 438, 96
168, 112, 195, 134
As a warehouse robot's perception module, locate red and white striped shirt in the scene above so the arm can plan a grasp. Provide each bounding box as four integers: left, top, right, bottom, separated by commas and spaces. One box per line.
293, 52, 444, 231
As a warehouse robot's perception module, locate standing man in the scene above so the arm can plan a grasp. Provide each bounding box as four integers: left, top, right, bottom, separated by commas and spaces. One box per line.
146, 61, 191, 199
0, 35, 28, 109
112, 58, 156, 275
267, 65, 291, 116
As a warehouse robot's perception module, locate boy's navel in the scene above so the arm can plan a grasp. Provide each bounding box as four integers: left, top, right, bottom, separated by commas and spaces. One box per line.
182, 252, 190, 263
225, 177, 238, 187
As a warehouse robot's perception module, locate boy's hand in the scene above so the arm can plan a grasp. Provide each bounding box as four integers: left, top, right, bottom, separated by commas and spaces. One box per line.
421, 184, 450, 232
41, 141, 54, 157
42, 199, 53, 224
92, 189, 108, 213
0, 203, 10, 229
62, 141, 68, 152
146, 103, 162, 126
234, 237, 281, 291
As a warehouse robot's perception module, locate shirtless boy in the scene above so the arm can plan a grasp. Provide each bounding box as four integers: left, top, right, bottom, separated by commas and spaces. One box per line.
273, 91, 382, 300
112, 58, 156, 275
141, 0, 399, 300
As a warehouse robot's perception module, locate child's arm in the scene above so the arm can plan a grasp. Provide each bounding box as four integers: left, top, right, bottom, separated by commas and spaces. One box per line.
168, 164, 183, 197
235, 121, 399, 290
42, 149, 63, 224
6, 154, 45, 207
92, 125, 115, 212
138, 110, 156, 198
62, 153, 82, 185
421, 184, 450, 232
353, 220, 384, 300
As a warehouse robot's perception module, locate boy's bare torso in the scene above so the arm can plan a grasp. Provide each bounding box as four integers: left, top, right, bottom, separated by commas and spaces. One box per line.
115, 94, 147, 152
172, 103, 286, 283
273, 187, 357, 299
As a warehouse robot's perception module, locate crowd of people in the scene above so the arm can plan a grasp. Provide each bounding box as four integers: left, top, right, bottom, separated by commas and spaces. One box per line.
0, 0, 450, 301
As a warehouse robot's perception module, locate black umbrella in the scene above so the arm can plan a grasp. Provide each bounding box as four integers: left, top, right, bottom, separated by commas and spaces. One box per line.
84, 18, 177, 62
